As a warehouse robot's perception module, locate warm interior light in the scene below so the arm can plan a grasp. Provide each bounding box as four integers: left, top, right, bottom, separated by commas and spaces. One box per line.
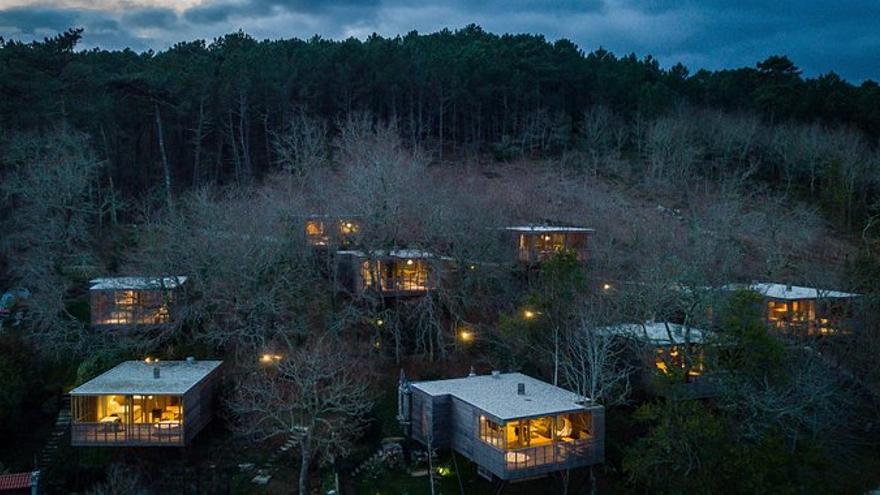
144, 357, 152, 364
406, 259, 414, 266
459, 329, 474, 342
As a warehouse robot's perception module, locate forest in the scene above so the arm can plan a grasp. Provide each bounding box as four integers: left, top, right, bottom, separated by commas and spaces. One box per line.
1, 25, 880, 494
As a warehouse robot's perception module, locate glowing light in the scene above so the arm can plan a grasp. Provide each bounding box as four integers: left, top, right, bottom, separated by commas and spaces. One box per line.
469, 264, 476, 270
406, 259, 414, 266
602, 283, 612, 291
523, 310, 536, 320
260, 354, 283, 364
436, 466, 452, 477
144, 357, 152, 364
376, 319, 385, 326
458, 329, 474, 343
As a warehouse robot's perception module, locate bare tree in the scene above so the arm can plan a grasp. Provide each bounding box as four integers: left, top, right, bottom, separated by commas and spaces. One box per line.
559, 308, 633, 407
227, 337, 374, 494
0, 129, 107, 352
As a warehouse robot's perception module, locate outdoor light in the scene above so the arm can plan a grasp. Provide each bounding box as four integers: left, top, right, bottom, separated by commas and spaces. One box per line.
376, 319, 385, 326
260, 354, 282, 364
144, 357, 152, 364
459, 329, 474, 343
523, 310, 536, 319
602, 283, 612, 291
406, 259, 414, 266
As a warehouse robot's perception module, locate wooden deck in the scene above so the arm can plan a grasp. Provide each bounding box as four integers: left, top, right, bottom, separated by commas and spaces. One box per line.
71, 422, 184, 446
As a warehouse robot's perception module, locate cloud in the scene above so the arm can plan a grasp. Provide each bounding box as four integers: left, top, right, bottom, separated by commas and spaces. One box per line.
0, 0, 877, 81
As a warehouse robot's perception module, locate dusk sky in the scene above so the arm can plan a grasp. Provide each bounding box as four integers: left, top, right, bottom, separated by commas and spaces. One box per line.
0, 0, 877, 82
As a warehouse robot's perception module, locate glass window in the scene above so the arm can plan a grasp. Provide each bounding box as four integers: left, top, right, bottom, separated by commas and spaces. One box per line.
479, 416, 504, 448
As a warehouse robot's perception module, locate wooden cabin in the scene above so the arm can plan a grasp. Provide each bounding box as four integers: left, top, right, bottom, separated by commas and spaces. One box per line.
89, 276, 186, 328
731, 283, 858, 336
603, 321, 713, 397
70, 359, 222, 447
505, 226, 594, 264
336, 249, 451, 298
398, 371, 604, 481
302, 215, 361, 248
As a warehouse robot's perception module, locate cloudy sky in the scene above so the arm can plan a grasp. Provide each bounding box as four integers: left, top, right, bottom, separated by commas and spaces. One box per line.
0, 0, 877, 82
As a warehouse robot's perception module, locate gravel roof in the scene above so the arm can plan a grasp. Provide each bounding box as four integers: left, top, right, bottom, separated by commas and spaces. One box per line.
411, 372, 596, 420
505, 225, 595, 233
89, 276, 187, 291
726, 282, 858, 300
601, 321, 707, 345
70, 360, 222, 396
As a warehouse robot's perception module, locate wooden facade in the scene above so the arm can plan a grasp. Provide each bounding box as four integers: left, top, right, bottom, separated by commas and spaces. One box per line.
400, 372, 604, 481
70, 360, 221, 447
89, 277, 186, 329
505, 226, 594, 264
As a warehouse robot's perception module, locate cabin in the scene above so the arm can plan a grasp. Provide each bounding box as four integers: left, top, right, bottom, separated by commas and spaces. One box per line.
398, 371, 604, 481
89, 276, 186, 328
70, 359, 222, 447
302, 215, 361, 248
729, 282, 858, 336
336, 249, 451, 298
505, 226, 594, 264
602, 321, 712, 396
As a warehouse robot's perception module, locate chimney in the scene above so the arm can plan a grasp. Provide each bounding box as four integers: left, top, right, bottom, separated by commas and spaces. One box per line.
786, 284, 793, 292
153, 365, 160, 379
517, 383, 526, 395
468, 366, 476, 377
491, 370, 501, 378
186, 356, 195, 365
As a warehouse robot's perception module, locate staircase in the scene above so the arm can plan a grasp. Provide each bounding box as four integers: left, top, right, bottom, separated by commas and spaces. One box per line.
36, 394, 71, 471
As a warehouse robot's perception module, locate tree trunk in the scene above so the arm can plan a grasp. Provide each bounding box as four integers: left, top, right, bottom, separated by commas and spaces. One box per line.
192, 98, 206, 187
154, 102, 174, 211
299, 438, 311, 495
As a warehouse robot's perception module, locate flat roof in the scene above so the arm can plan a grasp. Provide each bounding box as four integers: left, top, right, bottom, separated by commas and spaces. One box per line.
601, 321, 707, 345
505, 225, 595, 233
337, 249, 449, 260
727, 282, 858, 300
70, 360, 221, 396
411, 372, 595, 421
89, 276, 187, 291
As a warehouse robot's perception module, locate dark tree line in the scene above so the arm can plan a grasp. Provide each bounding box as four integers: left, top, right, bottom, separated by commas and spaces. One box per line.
1, 26, 879, 218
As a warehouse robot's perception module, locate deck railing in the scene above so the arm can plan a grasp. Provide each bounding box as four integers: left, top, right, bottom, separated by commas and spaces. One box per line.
72, 422, 184, 446
502, 439, 596, 473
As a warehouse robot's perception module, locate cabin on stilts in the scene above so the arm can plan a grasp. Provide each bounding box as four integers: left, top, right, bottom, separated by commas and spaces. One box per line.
89, 276, 187, 329
398, 371, 604, 481
505, 225, 594, 264
70, 359, 222, 447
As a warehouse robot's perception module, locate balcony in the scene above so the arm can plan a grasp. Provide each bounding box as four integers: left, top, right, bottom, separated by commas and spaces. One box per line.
71, 421, 184, 446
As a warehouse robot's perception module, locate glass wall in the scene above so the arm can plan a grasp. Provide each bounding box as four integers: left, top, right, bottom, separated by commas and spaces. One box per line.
92, 290, 172, 326
361, 259, 433, 292
71, 394, 184, 445
478, 412, 592, 450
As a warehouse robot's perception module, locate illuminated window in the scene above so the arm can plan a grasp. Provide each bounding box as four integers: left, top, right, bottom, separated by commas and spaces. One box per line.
479, 416, 504, 448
